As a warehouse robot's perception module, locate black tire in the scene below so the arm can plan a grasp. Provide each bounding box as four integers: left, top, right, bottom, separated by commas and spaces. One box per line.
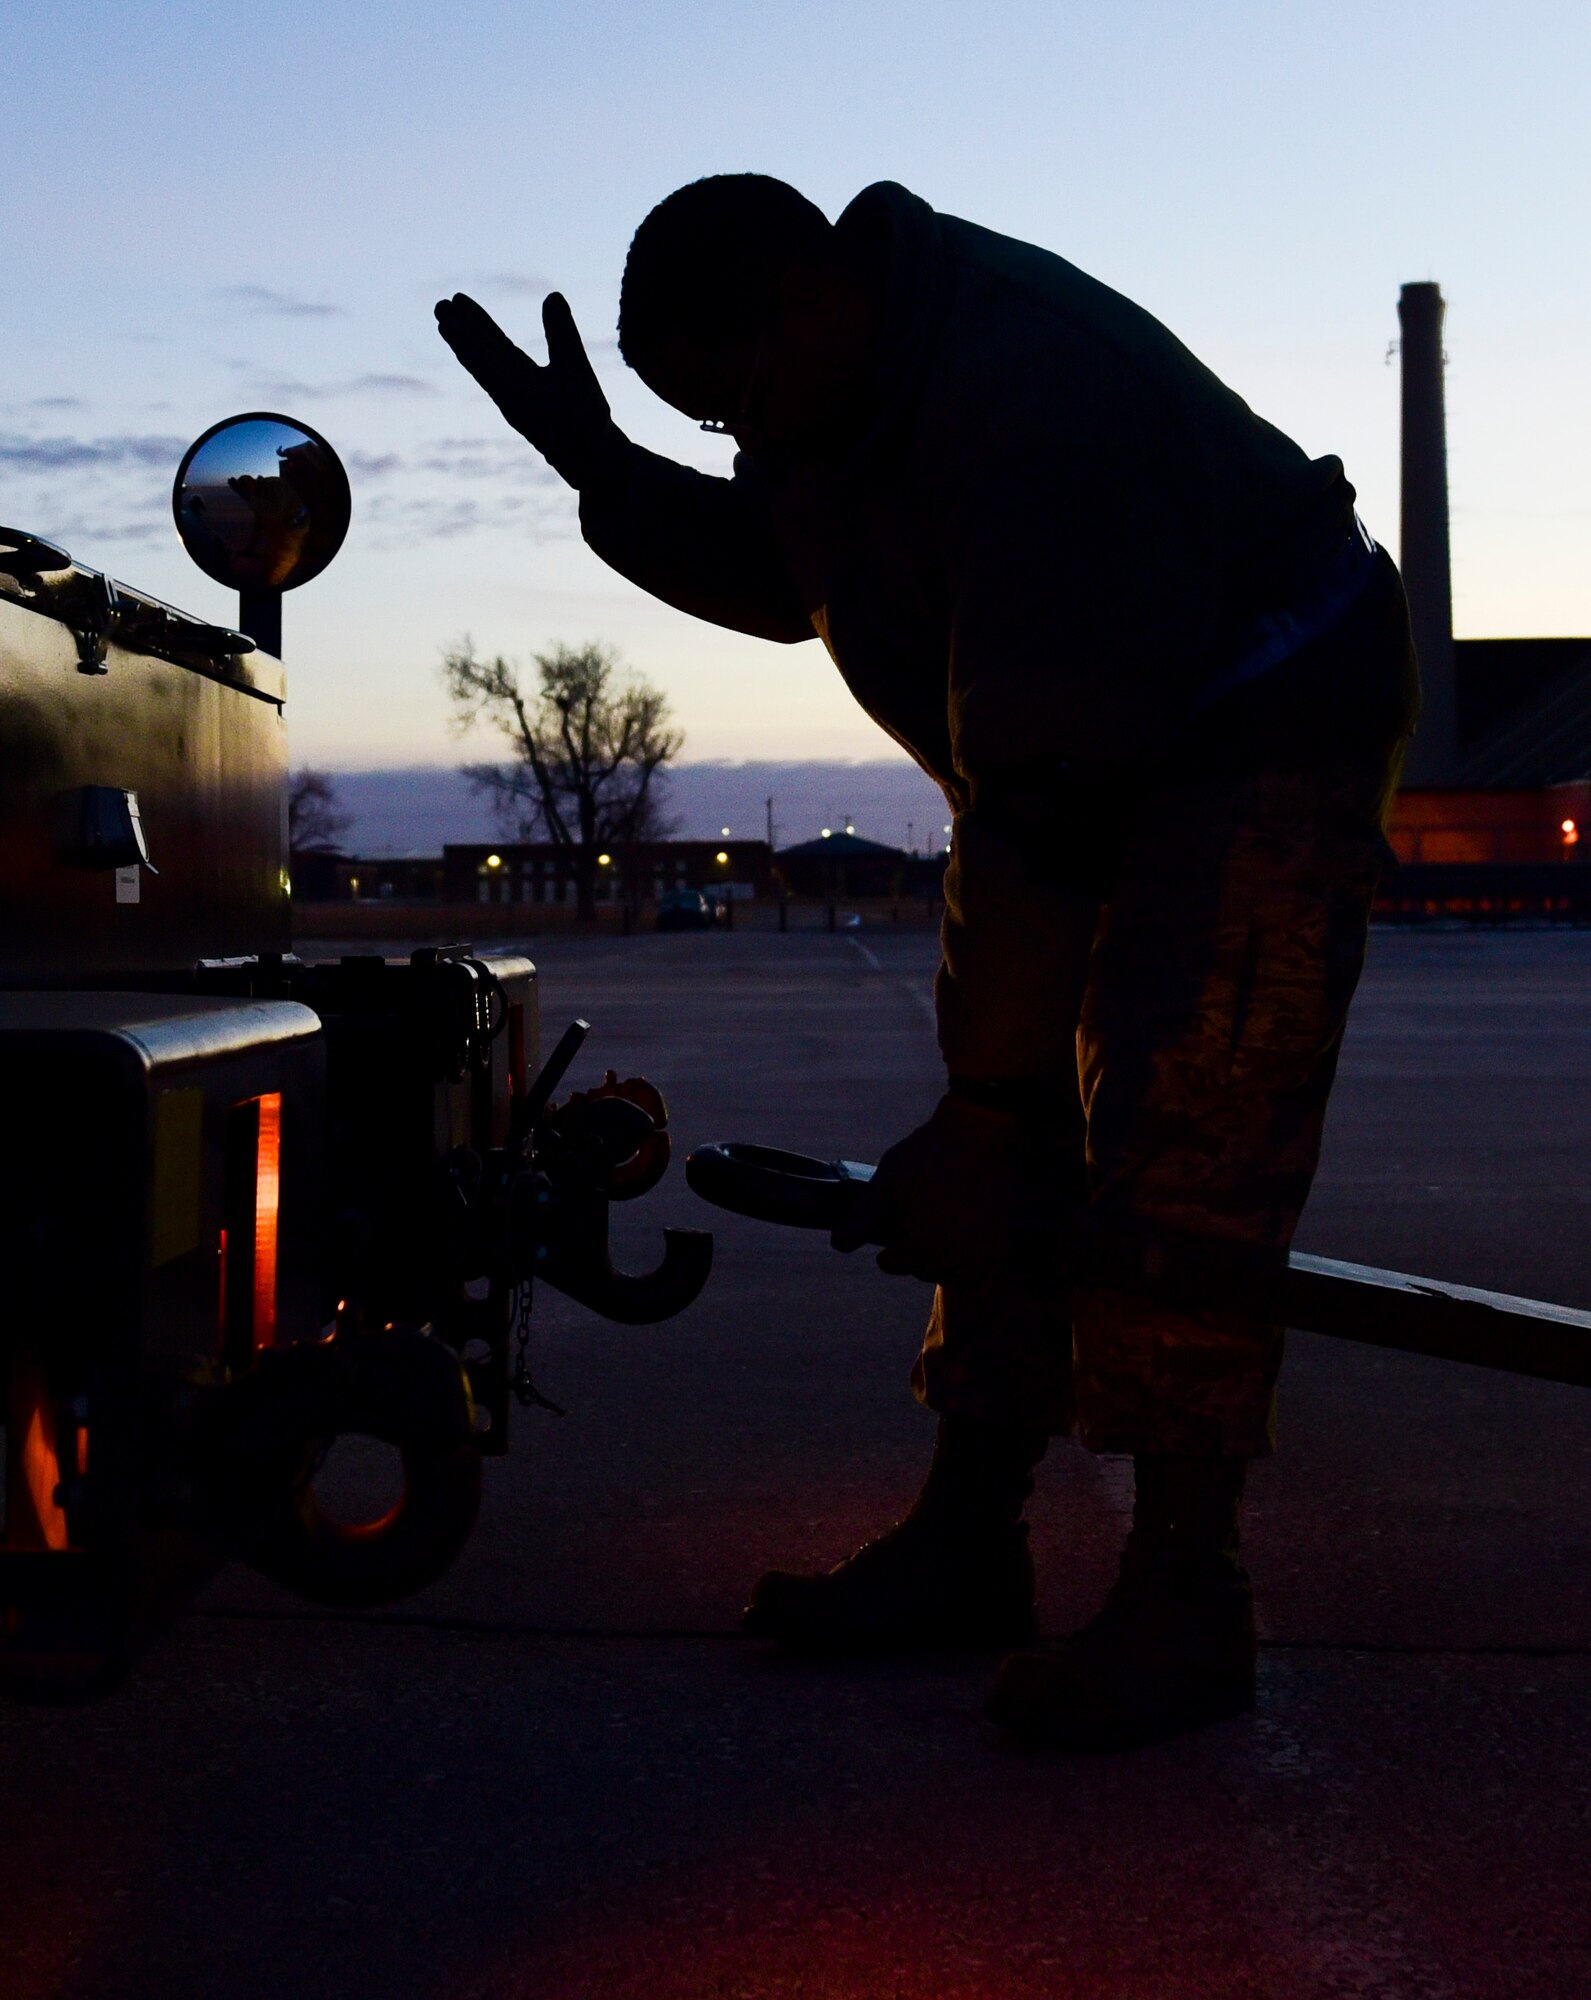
228, 1329, 483, 1610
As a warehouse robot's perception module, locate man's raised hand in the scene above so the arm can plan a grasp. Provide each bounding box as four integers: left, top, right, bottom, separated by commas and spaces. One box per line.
434, 291, 619, 490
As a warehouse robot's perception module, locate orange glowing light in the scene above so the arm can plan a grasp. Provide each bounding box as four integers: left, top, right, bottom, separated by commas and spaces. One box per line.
253, 1093, 281, 1350
1562, 818, 1579, 845
17, 1380, 70, 1551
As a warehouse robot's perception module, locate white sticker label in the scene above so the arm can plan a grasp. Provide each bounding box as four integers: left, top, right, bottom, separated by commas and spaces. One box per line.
115, 865, 141, 904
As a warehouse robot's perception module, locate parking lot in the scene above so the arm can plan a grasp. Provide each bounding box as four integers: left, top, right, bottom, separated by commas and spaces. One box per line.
4, 926, 1590, 1999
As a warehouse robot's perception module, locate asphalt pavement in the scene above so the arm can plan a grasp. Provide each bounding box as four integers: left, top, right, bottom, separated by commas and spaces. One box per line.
4, 926, 1590, 1999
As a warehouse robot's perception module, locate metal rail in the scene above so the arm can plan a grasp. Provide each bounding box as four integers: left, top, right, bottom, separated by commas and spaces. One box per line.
685, 1142, 1591, 1388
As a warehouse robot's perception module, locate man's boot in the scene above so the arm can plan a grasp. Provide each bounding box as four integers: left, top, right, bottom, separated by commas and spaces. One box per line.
742, 1416, 1047, 1650
984, 1454, 1255, 1749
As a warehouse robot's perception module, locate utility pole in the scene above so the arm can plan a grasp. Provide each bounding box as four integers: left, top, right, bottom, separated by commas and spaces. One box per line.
765, 795, 775, 850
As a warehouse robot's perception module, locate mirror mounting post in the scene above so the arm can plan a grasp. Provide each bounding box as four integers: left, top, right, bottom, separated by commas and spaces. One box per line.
238, 587, 283, 659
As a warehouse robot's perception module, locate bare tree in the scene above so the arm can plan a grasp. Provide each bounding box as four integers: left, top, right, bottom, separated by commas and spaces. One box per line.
288, 768, 352, 853
442, 639, 682, 920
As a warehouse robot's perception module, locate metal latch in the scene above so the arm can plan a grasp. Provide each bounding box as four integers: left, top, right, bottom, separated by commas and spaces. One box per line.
63, 786, 160, 874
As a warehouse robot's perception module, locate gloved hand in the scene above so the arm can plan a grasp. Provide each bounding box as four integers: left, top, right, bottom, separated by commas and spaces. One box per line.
831, 1093, 1025, 1287
434, 291, 621, 490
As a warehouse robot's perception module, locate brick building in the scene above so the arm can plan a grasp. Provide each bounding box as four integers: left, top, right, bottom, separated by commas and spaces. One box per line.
290, 850, 444, 902
443, 838, 775, 906
1389, 779, 1591, 867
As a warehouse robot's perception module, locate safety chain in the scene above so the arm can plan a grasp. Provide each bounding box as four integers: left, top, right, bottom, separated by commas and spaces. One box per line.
508, 1281, 564, 1416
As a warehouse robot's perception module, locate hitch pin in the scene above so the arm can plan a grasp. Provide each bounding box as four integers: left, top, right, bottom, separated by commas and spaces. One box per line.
510, 1017, 591, 1152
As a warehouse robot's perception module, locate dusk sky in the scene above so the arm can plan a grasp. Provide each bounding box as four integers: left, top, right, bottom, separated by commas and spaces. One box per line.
4, 0, 1587, 777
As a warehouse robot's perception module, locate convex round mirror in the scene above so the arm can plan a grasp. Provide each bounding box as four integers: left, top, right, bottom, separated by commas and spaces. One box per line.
172, 413, 351, 591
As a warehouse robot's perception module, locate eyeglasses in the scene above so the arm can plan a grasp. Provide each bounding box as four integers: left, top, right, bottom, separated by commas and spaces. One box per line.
699, 322, 771, 435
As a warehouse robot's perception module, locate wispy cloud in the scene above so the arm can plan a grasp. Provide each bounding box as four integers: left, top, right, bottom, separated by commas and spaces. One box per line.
0, 432, 188, 472
416, 434, 560, 484
349, 373, 438, 396
2, 412, 569, 561
30, 395, 85, 411
362, 487, 575, 549
471, 271, 552, 297
217, 283, 345, 319
249, 371, 440, 401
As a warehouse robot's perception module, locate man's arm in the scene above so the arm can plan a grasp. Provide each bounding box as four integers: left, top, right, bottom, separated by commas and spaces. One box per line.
935, 790, 1101, 1085
437, 290, 814, 645
579, 443, 814, 645
832, 795, 1100, 1285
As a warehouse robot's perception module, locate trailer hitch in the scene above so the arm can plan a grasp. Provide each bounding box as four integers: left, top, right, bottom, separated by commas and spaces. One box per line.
536, 1216, 716, 1326
505, 1090, 711, 1325
443, 1018, 713, 1332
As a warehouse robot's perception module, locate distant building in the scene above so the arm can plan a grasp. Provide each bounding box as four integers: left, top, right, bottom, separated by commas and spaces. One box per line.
288, 847, 344, 901
444, 838, 775, 905
774, 829, 943, 900
1388, 782, 1590, 866
1445, 639, 1591, 790
290, 849, 444, 902
291, 830, 955, 906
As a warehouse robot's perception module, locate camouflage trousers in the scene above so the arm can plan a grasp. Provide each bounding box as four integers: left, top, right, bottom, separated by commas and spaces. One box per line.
912, 741, 1406, 1458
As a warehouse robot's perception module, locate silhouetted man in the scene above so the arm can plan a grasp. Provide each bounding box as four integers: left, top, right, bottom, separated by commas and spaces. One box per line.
437, 176, 1418, 1750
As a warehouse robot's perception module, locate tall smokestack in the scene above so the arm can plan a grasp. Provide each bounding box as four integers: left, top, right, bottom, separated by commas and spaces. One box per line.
1398, 281, 1458, 784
